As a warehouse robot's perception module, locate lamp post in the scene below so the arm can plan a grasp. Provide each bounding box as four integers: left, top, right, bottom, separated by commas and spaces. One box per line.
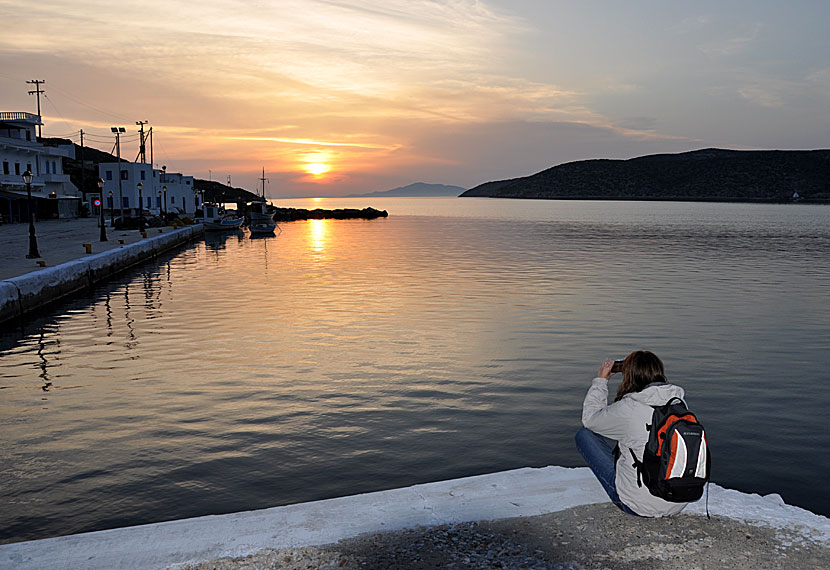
108, 190, 114, 227
22, 169, 40, 258
137, 182, 145, 231
162, 185, 167, 222
98, 178, 107, 241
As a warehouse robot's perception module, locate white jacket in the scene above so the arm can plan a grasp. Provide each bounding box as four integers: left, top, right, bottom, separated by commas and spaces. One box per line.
582, 377, 689, 517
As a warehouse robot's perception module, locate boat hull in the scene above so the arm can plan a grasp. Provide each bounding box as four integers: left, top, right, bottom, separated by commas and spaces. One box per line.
204, 218, 245, 231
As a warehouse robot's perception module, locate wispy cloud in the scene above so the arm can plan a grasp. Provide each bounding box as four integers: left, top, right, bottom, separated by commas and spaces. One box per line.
699, 22, 763, 57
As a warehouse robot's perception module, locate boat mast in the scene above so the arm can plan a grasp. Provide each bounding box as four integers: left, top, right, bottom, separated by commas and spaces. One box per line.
259, 168, 269, 201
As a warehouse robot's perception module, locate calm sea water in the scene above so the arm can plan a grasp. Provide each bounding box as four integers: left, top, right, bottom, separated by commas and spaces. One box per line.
1, 198, 829, 543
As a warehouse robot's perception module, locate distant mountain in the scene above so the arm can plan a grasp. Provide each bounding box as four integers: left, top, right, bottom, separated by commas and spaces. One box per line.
461, 148, 830, 202
348, 182, 465, 198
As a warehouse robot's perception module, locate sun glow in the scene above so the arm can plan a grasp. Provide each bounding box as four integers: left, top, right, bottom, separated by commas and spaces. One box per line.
303, 162, 331, 176
301, 151, 334, 178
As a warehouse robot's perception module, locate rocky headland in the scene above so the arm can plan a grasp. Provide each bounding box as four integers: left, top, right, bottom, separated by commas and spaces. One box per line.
271, 206, 388, 221
461, 148, 830, 203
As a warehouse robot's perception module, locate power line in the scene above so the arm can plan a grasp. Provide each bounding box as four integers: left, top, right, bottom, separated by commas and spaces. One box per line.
46, 82, 132, 124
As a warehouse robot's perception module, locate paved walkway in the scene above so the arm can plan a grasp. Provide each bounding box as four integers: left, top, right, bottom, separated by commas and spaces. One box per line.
0, 218, 173, 281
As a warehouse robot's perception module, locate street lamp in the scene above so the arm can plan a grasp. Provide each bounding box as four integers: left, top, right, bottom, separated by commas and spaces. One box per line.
22, 169, 40, 258
137, 182, 145, 231
108, 190, 114, 227
162, 185, 168, 222
98, 178, 107, 241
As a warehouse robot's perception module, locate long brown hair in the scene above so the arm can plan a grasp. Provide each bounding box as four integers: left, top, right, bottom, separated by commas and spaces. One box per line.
614, 350, 667, 401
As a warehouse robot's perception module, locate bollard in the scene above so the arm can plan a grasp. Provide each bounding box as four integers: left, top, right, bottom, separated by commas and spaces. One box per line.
83, 243, 92, 254
36, 261, 47, 267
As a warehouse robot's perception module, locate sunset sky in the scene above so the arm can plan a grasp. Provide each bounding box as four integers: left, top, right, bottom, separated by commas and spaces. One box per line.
2, 1, 828, 197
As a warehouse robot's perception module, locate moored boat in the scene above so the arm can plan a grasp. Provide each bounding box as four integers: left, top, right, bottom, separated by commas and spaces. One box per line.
247, 167, 278, 235
202, 204, 244, 231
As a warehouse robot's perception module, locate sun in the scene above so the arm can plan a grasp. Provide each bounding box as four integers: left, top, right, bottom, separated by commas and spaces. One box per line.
303, 162, 331, 176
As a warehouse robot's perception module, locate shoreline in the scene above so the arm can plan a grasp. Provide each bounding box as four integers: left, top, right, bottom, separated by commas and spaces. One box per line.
0, 466, 827, 569
0, 219, 202, 325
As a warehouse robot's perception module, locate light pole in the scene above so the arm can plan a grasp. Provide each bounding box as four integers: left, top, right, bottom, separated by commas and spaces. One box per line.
22, 169, 40, 258
98, 178, 107, 241
162, 185, 167, 222
137, 182, 145, 231
108, 190, 114, 227
111, 127, 126, 224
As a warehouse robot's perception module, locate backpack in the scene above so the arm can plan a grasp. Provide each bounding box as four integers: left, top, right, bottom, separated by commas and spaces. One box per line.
630, 397, 711, 502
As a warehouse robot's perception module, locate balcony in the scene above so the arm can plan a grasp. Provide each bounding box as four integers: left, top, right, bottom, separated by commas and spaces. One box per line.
0, 112, 42, 124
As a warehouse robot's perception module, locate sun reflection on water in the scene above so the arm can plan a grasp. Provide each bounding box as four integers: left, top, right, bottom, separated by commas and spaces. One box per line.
308, 219, 328, 253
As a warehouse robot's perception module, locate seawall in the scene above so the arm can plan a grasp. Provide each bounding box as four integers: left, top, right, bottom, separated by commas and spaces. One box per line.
0, 466, 827, 570
0, 225, 203, 325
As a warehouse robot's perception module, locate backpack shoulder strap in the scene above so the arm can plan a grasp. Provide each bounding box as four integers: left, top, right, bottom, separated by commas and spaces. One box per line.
629, 448, 644, 488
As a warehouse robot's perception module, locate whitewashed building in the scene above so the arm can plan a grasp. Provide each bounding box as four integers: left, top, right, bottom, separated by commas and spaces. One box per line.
98, 162, 198, 217
0, 111, 80, 222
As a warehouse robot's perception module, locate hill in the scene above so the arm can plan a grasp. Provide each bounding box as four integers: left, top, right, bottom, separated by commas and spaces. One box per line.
348, 182, 465, 198
48, 139, 260, 203
461, 148, 830, 202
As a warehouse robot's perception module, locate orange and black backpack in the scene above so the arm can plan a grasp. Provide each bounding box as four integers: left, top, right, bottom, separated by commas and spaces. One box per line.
631, 397, 711, 502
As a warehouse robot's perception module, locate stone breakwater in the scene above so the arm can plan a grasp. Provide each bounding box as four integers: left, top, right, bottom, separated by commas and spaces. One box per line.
0, 225, 203, 325
271, 207, 388, 221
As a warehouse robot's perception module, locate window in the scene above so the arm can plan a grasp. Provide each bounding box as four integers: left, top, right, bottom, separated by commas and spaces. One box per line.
26, 130, 31, 141
121, 170, 129, 180
106, 170, 113, 181
122, 196, 129, 208
107, 196, 113, 208
2, 162, 8, 175
156, 196, 161, 207
185, 180, 191, 185
15, 163, 20, 175
27, 163, 33, 175
171, 195, 176, 204
44, 161, 50, 174
51, 161, 57, 173
140, 170, 146, 181
146, 196, 152, 208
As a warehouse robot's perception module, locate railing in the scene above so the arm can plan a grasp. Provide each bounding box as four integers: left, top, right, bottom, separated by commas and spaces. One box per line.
0, 111, 42, 123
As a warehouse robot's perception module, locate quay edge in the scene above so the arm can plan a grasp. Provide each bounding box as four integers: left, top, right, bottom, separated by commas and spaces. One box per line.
0, 225, 203, 326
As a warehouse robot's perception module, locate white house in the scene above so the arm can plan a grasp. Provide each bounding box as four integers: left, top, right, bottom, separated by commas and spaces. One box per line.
0, 111, 80, 222
98, 162, 198, 217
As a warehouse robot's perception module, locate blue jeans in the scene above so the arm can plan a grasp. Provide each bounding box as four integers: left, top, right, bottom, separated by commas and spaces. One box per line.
575, 427, 639, 516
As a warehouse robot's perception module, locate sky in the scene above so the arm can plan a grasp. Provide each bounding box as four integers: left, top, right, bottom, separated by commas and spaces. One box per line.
1, 0, 828, 197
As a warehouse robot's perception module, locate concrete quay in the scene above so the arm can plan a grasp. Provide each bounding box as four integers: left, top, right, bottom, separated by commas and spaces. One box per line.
0, 217, 203, 325
0, 466, 827, 570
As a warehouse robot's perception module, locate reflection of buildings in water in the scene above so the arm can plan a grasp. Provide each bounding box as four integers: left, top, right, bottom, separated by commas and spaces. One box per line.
105, 290, 113, 342
37, 329, 52, 392
124, 283, 137, 349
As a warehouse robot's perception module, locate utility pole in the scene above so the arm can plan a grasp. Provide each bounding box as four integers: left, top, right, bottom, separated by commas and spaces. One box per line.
135, 120, 149, 163
227, 175, 232, 187
148, 127, 153, 167
80, 129, 86, 198
26, 80, 46, 138
111, 127, 126, 222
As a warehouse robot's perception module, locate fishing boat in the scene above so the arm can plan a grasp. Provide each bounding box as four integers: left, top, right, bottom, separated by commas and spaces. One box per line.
202, 203, 244, 231
248, 168, 278, 236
